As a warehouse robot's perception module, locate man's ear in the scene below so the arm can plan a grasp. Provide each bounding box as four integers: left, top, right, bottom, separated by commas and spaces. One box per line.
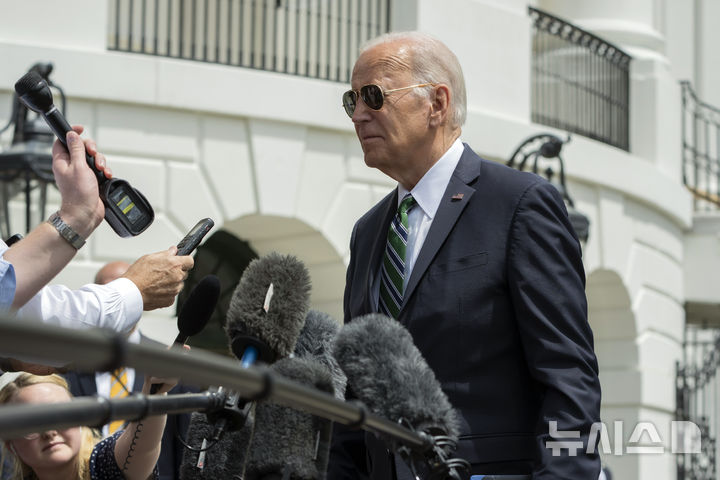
429, 84, 451, 127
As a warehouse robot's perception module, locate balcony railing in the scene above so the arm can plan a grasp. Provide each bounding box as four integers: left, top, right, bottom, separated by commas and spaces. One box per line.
677, 324, 719, 480
530, 7, 631, 151
682, 81, 720, 211
107, 0, 391, 83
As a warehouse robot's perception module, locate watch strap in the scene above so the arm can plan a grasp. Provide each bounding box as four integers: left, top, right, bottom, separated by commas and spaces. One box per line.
47, 212, 86, 250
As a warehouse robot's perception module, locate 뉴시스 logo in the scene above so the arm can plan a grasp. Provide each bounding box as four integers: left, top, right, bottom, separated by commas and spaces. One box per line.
545, 420, 702, 456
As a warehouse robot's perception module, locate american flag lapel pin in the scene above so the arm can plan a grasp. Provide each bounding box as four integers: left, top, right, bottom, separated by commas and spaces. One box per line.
451, 193, 464, 201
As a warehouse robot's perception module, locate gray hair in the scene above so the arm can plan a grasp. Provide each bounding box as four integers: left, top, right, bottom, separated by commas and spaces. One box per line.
360, 31, 467, 128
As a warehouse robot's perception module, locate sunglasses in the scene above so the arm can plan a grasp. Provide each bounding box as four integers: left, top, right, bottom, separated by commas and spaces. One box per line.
342, 83, 435, 117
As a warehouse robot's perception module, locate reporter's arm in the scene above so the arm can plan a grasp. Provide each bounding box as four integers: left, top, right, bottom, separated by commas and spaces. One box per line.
4, 128, 110, 309
114, 371, 179, 479
17, 278, 143, 333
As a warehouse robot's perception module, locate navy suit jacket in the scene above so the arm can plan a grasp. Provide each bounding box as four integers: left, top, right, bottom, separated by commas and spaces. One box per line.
64, 334, 195, 480
330, 145, 601, 479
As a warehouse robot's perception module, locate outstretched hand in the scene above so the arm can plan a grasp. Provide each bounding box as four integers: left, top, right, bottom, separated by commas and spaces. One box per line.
123, 246, 194, 311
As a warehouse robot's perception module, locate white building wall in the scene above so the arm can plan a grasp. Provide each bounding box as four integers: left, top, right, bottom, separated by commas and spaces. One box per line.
0, 1, 715, 479
695, 0, 720, 106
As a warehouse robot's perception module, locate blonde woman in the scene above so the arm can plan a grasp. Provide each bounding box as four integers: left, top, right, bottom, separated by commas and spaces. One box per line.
0, 372, 176, 480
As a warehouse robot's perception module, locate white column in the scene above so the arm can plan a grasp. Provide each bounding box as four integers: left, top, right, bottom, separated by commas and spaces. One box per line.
536, 0, 665, 55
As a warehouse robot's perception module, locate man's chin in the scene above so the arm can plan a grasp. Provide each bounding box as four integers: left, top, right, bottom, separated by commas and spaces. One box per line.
362, 150, 387, 169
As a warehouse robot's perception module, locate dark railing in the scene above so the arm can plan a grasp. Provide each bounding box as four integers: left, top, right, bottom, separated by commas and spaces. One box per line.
107, 0, 391, 83
677, 324, 719, 480
682, 81, 720, 211
530, 7, 631, 151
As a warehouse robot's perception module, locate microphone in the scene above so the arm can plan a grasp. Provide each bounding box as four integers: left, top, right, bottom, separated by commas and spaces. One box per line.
333, 314, 467, 479
14, 71, 104, 183
225, 252, 311, 367
246, 356, 335, 480
175, 275, 221, 345
180, 357, 336, 480
150, 275, 220, 393
14, 71, 154, 237
180, 409, 254, 479
295, 310, 346, 400
180, 253, 312, 474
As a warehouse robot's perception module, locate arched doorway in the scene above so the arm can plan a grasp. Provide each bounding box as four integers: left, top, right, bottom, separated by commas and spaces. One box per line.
180, 215, 346, 355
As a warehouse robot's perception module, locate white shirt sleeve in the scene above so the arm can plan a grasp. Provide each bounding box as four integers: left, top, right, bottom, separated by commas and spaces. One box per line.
17, 278, 143, 333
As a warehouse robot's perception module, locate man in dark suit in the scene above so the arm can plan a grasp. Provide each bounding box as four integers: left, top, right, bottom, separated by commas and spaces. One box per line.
329, 32, 601, 479
64, 261, 195, 480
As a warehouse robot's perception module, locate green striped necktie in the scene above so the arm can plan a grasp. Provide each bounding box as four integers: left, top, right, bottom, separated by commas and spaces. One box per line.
379, 194, 416, 318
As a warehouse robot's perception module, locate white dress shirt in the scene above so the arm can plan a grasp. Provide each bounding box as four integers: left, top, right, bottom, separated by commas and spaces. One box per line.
17, 277, 143, 333
396, 137, 464, 291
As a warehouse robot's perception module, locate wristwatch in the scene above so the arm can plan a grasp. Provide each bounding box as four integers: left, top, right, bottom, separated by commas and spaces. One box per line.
47, 211, 86, 250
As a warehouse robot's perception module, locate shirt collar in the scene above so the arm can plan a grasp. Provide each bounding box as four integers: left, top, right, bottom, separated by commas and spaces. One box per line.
397, 138, 464, 219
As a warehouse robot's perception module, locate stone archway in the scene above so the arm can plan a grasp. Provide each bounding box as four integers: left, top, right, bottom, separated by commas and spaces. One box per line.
586, 268, 639, 478
223, 214, 347, 323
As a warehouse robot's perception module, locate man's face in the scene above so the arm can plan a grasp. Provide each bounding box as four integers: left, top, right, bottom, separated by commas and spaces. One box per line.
349, 41, 432, 180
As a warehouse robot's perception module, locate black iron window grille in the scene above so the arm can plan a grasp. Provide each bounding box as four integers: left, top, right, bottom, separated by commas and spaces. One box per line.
107, 0, 391, 83
681, 81, 720, 211
530, 7, 631, 151
677, 324, 719, 480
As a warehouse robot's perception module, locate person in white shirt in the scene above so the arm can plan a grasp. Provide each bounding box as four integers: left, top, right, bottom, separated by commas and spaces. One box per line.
0, 127, 193, 373
0, 126, 193, 313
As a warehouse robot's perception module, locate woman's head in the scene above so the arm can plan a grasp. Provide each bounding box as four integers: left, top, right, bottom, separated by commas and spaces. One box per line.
0, 374, 95, 480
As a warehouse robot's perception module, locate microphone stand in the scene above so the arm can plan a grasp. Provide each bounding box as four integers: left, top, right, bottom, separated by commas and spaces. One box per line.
0, 391, 223, 438
0, 317, 467, 478
0, 317, 423, 448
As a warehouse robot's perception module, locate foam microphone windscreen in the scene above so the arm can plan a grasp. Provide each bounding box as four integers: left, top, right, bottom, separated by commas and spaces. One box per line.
179, 357, 335, 480
333, 313, 460, 439
177, 274, 221, 342
246, 356, 335, 480
225, 252, 311, 363
295, 310, 346, 400
179, 411, 253, 479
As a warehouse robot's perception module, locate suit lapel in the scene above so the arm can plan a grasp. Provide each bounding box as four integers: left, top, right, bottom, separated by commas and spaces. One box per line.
401, 146, 482, 314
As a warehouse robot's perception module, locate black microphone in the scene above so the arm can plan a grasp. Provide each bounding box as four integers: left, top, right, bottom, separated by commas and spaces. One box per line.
14, 71, 154, 237
225, 252, 311, 367
175, 274, 221, 345
180, 357, 336, 480
14, 71, 104, 183
150, 275, 220, 393
333, 314, 468, 479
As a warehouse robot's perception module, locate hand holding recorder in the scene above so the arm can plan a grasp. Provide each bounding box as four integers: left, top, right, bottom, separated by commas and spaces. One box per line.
15, 71, 154, 237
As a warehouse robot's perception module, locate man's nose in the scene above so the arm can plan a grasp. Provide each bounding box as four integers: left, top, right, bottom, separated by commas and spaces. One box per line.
351, 98, 372, 123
